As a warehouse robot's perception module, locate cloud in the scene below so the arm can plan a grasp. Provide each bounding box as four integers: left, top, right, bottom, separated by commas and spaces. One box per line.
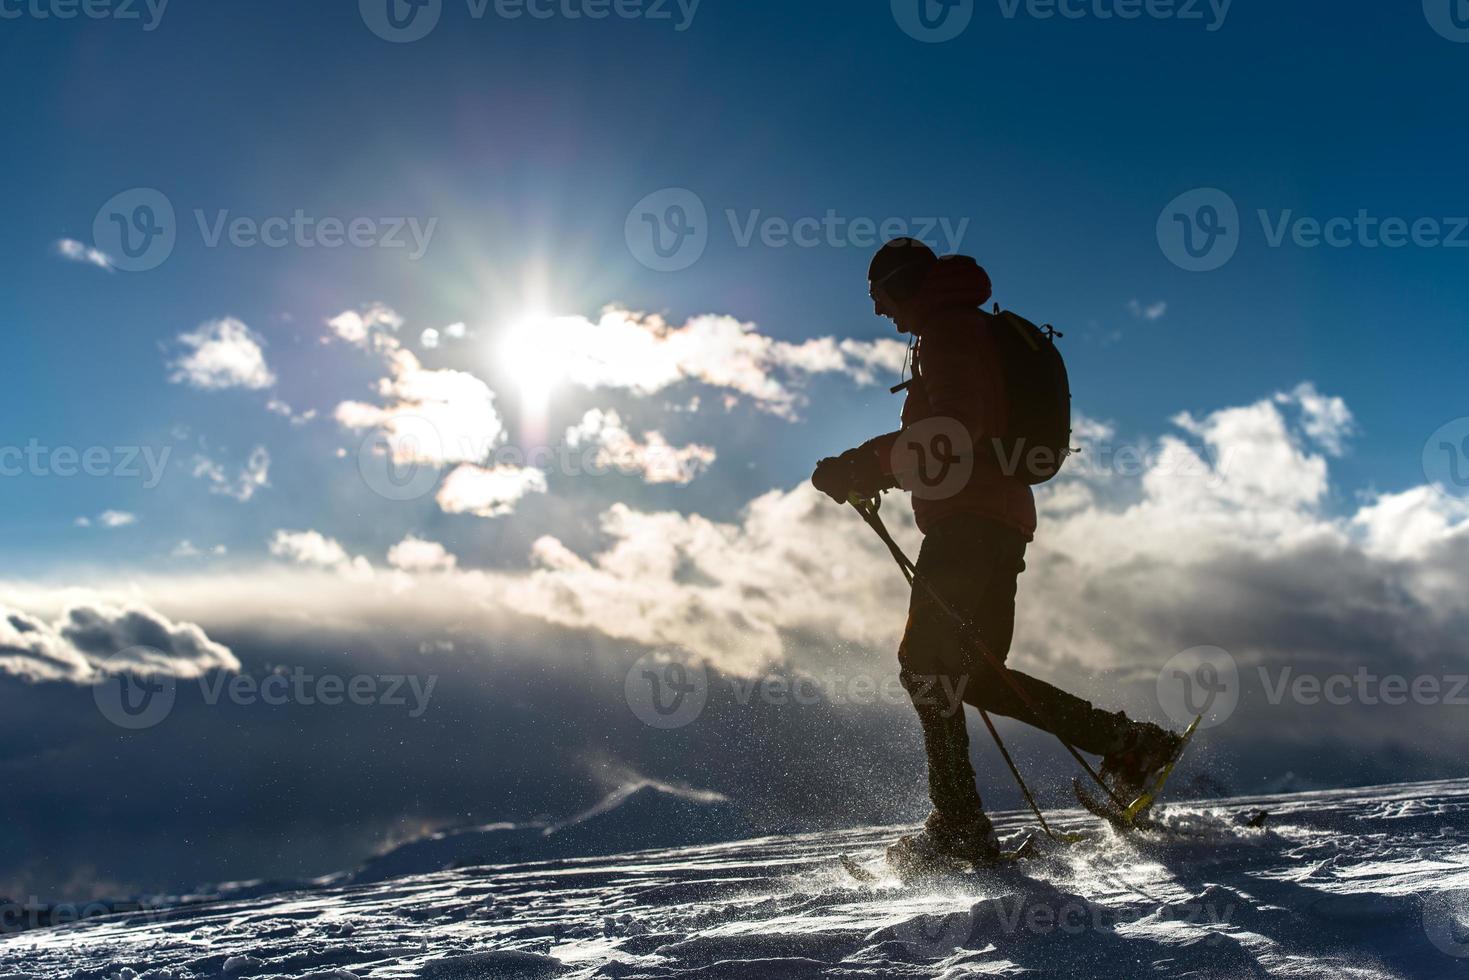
76, 511, 138, 529
420, 322, 467, 350
1278, 381, 1354, 457
335, 348, 505, 467
327, 304, 404, 351
11, 381, 1469, 904
1127, 299, 1168, 321
168, 318, 276, 391
266, 399, 317, 426
193, 446, 271, 502
387, 536, 457, 573
172, 540, 227, 559
435, 464, 547, 518
508, 309, 908, 419
0, 601, 238, 684
565, 409, 716, 485
270, 530, 373, 580
55, 238, 113, 271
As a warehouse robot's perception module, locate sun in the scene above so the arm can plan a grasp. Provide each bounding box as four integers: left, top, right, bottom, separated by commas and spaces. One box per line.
500, 310, 564, 434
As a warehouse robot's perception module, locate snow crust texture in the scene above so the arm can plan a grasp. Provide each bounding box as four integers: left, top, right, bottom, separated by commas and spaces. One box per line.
5, 778, 1469, 979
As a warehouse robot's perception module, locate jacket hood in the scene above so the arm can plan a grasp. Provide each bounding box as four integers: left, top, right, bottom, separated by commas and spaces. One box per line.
913, 256, 992, 321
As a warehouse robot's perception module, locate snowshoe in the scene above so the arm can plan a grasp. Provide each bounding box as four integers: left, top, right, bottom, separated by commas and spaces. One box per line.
1075, 714, 1201, 832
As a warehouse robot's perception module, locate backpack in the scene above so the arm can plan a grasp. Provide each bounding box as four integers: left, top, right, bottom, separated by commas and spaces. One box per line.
984, 308, 1072, 485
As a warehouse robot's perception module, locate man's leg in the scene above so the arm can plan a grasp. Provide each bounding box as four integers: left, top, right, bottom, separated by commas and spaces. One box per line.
897, 526, 992, 846
921, 515, 1132, 758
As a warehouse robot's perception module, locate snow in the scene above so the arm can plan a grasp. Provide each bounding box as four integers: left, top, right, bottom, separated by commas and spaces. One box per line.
5, 779, 1469, 978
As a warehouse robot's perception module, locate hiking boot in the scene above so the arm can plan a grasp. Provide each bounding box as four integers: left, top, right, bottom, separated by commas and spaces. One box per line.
1100, 721, 1184, 804
888, 810, 1002, 873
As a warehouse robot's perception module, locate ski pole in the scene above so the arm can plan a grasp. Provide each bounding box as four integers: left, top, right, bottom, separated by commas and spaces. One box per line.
849, 496, 1127, 813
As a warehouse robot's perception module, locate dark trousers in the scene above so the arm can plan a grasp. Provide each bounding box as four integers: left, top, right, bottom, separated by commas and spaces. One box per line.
898, 513, 1125, 822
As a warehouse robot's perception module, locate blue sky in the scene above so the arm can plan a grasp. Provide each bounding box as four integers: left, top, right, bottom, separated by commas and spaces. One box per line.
4, 1, 1467, 570
5, 1, 1469, 901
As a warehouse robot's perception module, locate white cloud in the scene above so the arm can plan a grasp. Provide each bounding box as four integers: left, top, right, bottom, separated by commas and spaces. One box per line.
0, 600, 237, 684
335, 348, 505, 467
168, 318, 276, 391
1279, 381, 1354, 456
269, 530, 373, 580
192, 446, 271, 502
418, 323, 466, 350
435, 464, 547, 518
173, 540, 227, 559
1127, 299, 1167, 321
55, 238, 113, 271
565, 409, 715, 485
266, 399, 317, 425
387, 536, 458, 573
76, 511, 138, 529
507, 309, 909, 420
1352, 486, 1469, 563
327, 304, 404, 350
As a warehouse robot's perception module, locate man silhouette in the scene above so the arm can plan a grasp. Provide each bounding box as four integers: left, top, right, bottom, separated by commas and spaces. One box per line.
812, 238, 1182, 865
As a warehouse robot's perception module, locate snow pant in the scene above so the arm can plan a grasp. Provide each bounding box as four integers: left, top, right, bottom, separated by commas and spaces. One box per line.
898, 513, 1129, 822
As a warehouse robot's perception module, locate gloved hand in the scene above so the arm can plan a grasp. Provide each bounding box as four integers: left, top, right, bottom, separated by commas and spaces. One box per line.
811, 446, 895, 503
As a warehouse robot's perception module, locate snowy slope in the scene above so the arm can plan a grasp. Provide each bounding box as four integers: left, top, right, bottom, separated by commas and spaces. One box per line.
5, 778, 1469, 979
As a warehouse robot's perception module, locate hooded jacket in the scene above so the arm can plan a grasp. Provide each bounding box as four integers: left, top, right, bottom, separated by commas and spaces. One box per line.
864, 257, 1038, 539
